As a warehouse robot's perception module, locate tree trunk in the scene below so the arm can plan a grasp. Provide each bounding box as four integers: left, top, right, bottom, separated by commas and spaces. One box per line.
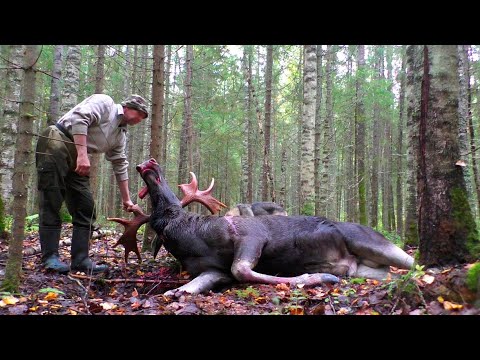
300, 45, 316, 215
370, 46, 383, 229
458, 45, 478, 217
143, 45, 164, 252
0, 45, 24, 214
314, 45, 323, 216
47, 45, 63, 125
60, 45, 81, 113
417, 45, 477, 266
404, 45, 422, 246
2, 45, 39, 292
355, 45, 367, 225
178, 45, 193, 186
89, 45, 105, 199
396, 45, 407, 237
262, 45, 273, 201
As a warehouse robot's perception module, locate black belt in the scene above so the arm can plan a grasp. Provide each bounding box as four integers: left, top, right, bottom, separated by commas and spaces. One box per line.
55, 122, 74, 141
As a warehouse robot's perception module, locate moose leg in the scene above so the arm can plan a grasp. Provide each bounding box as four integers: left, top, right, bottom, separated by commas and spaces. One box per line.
164, 270, 233, 297
231, 241, 339, 286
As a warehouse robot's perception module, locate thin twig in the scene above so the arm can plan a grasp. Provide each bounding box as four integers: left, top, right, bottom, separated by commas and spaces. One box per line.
67, 274, 91, 315
69, 273, 189, 285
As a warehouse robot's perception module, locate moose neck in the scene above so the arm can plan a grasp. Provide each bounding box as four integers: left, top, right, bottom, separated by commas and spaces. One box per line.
146, 173, 182, 215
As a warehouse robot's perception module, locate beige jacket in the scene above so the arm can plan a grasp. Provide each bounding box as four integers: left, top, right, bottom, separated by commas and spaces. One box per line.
57, 94, 129, 182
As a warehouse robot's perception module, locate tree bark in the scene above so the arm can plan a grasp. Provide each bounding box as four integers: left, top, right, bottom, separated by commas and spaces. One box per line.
417, 45, 477, 266
2, 45, 39, 292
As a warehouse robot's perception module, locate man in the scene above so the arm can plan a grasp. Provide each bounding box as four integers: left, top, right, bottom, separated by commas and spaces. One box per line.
35, 94, 148, 274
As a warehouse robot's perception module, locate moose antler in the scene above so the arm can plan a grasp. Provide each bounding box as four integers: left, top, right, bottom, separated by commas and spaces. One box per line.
107, 207, 151, 263
178, 172, 227, 214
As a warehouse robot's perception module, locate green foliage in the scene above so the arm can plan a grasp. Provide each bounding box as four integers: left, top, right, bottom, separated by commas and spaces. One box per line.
466, 263, 480, 292
60, 205, 72, 223
38, 287, 65, 295
382, 264, 425, 298
301, 201, 315, 216
349, 277, 366, 285
378, 228, 403, 248
235, 286, 259, 299
25, 214, 39, 232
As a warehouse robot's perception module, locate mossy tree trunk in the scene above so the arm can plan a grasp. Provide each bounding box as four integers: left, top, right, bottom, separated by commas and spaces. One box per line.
417, 45, 478, 266
2, 45, 39, 292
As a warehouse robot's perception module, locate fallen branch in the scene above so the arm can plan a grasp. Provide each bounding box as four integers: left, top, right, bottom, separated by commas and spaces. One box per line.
69, 273, 189, 285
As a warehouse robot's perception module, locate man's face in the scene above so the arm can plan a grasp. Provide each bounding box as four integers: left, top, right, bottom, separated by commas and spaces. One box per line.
123, 107, 147, 125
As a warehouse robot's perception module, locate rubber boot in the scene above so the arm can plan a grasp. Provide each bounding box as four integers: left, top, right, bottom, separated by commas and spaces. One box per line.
39, 226, 70, 274
70, 226, 108, 274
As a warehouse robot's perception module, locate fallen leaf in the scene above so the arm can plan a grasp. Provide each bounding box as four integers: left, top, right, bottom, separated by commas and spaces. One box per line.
437, 296, 445, 303
443, 301, 463, 311
288, 306, 304, 315
132, 288, 139, 297
337, 307, 350, 315
254, 296, 268, 304
100, 302, 117, 310
276, 283, 290, 292
44, 292, 58, 301
0, 295, 19, 306
421, 274, 435, 284
131, 300, 142, 309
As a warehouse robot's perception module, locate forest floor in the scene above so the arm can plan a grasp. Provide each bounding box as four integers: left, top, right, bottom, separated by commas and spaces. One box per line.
1, 223, 479, 316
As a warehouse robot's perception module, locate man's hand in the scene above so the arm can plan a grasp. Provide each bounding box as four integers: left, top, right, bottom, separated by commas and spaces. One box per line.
123, 201, 142, 214
75, 153, 91, 176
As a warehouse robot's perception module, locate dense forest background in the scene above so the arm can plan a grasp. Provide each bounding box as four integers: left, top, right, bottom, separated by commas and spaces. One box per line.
0, 45, 479, 283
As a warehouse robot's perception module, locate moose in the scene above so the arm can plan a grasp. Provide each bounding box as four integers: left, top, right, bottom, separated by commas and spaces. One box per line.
112, 158, 414, 297
225, 201, 287, 216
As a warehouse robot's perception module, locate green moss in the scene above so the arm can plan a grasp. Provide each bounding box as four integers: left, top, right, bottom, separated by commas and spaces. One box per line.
466, 262, 480, 292
450, 187, 479, 257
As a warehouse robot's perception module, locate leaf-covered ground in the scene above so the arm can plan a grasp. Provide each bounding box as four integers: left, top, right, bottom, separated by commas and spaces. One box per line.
1, 224, 479, 315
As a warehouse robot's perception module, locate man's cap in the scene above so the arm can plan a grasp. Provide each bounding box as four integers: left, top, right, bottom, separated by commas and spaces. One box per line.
121, 94, 149, 118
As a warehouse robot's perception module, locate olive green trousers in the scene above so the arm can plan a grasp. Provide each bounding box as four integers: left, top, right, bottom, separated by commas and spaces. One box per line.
35, 125, 96, 229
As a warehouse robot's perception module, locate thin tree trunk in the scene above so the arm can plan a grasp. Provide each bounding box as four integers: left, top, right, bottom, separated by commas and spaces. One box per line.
0, 45, 24, 214
89, 45, 105, 199
262, 45, 273, 201
300, 45, 317, 215
2, 45, 39, 292
47, 45, 63, 125
355, 45, 367, 225
314, 45, 323, 216
396, 45, 407, 237
178, 45, 193, 186
143, 45, 165, 251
